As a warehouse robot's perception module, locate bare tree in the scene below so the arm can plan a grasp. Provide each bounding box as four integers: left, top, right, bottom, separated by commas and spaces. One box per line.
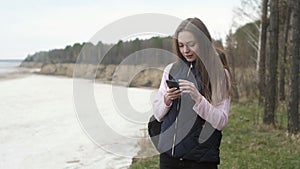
264, 0, 279, 125
279, 0, 291, 101
225, 30, 239, 102
258, 0, 269, 105
233, 0, 261, 70
233, 0, 261, 30
287, 0, 299, 134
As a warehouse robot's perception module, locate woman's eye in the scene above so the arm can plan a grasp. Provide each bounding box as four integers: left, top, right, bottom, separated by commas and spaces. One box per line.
188, 43, 195, 47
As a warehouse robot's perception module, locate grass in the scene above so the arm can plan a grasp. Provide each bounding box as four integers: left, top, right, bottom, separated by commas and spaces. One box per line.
130, 156, 159, 169
129, 101, 300, 169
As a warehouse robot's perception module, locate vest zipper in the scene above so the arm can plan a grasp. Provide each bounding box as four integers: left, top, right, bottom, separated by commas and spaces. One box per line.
171, 97, 181, 156
171, 116, 178, 156
171, 63, 192, 157
187, 62, 193, 77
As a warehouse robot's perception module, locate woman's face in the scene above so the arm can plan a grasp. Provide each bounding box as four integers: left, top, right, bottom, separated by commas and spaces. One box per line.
178, 31, 199, 62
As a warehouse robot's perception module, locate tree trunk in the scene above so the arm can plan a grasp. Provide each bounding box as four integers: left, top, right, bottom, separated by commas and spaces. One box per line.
258, 0, 269, 105
288, 0, 300, 134
264, 0, 279, 125
279, 0, 291, 101
225, 30, 239, 102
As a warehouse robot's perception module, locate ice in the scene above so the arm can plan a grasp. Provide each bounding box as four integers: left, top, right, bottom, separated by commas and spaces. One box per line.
0, 75, 155, 169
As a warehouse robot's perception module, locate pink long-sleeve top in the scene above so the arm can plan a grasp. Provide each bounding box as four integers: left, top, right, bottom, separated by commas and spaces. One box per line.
152, 63, 231, 131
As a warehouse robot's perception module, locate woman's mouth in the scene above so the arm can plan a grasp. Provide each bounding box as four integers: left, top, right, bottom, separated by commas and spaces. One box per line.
185, 55, 193, 59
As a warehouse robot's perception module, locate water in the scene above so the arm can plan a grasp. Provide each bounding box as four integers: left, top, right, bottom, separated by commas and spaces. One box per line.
0, 74, 154, 169
0, 59, 23, 75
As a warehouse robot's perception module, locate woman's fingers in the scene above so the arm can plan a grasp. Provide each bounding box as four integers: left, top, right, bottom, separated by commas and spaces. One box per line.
167, 87, 179, 92
179, 79, 194, 87
170, 90, 181, 99
166, 79, 199, 101
166, 87, 181, 100
178, 79, 195, 93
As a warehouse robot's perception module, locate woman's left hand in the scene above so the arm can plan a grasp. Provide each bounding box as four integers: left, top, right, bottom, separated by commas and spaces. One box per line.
179, 79, 203, 102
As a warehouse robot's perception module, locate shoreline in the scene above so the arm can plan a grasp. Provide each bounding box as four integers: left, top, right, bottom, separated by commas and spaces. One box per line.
20, 61, 164, 89
0, 74, 149, 169
3, 62, 158, 168
0, 68, 39, 81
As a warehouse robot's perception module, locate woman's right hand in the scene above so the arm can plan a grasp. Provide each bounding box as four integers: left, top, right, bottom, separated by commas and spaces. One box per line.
164, 88, 182, 106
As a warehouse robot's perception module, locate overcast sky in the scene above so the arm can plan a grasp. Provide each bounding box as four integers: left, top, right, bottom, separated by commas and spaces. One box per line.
1, 0, 242, 59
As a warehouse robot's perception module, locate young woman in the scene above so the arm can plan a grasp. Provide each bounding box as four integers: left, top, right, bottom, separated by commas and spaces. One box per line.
152, 17, 231, 169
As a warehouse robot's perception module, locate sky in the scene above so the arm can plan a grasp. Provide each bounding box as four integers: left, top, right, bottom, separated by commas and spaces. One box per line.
1, 0, 243, 59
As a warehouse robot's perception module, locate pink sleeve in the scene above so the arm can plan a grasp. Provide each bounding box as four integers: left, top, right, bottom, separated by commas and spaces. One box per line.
151, 63, 174, 122
193, 97, 230, 130
192, 69, 231, 130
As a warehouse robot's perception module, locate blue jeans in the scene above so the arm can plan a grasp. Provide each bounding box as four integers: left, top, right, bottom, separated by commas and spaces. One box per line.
160, 153, 218, 169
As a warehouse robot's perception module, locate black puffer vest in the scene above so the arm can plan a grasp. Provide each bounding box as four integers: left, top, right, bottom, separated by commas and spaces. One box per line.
158, 61, 222, 164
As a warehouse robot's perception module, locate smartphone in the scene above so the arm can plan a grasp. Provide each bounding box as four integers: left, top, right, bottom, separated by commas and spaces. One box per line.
166, 79, 179, 89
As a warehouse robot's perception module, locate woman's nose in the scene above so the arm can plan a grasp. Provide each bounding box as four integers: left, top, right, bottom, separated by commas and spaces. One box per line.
183, 45, 190, 53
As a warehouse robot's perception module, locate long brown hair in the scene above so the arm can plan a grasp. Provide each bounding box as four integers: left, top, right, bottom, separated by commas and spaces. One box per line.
173, 17, 231, 101
215, 48, 232, 96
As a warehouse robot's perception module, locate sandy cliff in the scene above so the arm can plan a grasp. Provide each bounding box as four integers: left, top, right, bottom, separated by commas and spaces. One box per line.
20, 62, 164, 88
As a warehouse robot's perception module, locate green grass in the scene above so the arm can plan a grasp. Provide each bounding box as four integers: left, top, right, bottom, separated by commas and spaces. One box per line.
130, 156, 159, 169
129, 101, 300, 169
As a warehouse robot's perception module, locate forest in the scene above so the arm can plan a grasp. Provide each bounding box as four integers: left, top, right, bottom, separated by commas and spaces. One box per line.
227, 0, 300, 134
23, 37, 175, 66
